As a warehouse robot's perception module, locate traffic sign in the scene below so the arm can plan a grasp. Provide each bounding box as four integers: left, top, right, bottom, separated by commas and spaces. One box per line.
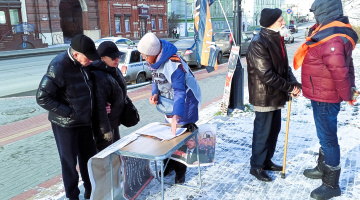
287, 8, 292, 14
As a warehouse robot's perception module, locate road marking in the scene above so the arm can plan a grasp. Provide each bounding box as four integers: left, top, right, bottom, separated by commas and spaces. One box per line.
0, 123, 50, 143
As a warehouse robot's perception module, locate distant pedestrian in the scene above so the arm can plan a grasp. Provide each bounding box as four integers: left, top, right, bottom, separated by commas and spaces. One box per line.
138, 32, 201, 184
176, 27, 180, 38
294, 0, 359, 199
36, 34, 100, 200
243, 22, 245, 31
90, 41, 128, 151
172, 27, 177, 39
246, 8, 301, 182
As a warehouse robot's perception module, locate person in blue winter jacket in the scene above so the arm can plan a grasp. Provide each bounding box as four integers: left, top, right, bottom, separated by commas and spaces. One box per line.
137, 32, 201, 184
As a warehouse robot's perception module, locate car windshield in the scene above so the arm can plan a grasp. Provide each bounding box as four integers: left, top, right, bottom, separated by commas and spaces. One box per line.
174, 40, 194, 48
118, 51, 127, 64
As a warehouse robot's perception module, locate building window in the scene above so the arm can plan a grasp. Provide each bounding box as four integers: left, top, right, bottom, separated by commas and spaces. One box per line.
0, 11, 6, 24
9, 9, 19, 25
151, 17, 156, 30
125, 16, 130, 32
159, 17, 163, 30
115, 16, 121, 33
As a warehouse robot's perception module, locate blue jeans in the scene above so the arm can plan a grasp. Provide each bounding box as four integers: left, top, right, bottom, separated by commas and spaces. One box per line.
311, 100, 340, 167
250, 109, 281, 168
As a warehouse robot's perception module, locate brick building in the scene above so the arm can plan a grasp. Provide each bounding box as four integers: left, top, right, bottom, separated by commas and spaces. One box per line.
0, 0, 167, 51
98, 0, 168, 39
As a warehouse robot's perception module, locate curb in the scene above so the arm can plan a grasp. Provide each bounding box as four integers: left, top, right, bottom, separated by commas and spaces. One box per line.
0, 46, 69, 60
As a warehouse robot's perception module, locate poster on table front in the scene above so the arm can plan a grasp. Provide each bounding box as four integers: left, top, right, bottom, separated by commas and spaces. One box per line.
170, 124, 217, 167
88, 134, 153, 200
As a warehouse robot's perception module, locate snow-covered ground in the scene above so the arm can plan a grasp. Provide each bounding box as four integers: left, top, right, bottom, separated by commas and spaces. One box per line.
135, 46, 360, 200
32, 45, 360, 200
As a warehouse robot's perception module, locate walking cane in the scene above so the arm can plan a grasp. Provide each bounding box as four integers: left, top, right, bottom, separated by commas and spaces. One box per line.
281, 96, 292, 179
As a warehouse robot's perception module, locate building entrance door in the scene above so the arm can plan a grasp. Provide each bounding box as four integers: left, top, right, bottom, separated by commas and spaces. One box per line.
139, 18, 147, 38
59, 0, 83, 43
0, 8, 11, 39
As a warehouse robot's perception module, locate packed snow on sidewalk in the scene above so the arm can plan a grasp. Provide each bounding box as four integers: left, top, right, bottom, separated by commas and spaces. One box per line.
136, 46, 360, 200
37, 46, 360, 200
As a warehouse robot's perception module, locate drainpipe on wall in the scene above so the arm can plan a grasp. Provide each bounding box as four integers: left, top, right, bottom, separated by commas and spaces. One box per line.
46, 0, 53, 44
108, 0, 111, 36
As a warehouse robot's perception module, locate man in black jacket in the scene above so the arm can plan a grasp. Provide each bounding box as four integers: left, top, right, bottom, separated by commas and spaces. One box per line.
246, 8, 301, 182
36, 34, 100, 200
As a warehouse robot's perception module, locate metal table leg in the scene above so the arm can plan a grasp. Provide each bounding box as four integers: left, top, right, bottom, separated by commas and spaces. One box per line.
110, 153, 114, 200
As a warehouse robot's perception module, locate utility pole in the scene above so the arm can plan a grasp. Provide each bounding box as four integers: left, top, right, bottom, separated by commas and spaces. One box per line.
229, 0, 244, 110
185, 0, 188, 37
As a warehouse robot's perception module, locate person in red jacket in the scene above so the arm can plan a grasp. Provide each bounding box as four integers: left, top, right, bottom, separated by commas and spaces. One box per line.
294, 0, 358, 199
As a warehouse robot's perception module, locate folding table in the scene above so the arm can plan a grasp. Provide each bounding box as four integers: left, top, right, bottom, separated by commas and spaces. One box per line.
109, 129, 202, 200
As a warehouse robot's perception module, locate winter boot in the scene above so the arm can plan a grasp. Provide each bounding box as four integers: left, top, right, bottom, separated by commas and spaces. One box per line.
304, 147, 324, 179
310, 163, 341, 200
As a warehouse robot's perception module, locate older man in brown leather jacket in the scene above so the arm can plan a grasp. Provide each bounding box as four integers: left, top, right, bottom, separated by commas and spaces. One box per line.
246, 8, 301, 182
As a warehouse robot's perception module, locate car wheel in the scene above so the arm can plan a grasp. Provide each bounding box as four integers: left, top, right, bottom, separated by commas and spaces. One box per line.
217, 51, 223, 64
136, 73, 146, 84
291, 37, 294, 43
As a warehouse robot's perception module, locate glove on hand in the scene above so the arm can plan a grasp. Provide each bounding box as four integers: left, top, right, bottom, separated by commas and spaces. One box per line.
103, 131, 113, 142
348, 87, 359, 106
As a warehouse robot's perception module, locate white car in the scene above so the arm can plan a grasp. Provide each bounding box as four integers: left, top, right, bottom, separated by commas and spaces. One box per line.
280, 28, 294, 44
94, 37, 135, 48
116, 46, 152, 84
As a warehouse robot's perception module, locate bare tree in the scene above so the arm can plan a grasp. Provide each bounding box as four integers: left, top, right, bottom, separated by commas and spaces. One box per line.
167, 12, 180, 37
342, 0, 360, 20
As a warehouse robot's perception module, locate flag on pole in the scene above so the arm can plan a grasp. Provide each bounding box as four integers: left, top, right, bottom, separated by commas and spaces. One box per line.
194, 0, 218, 73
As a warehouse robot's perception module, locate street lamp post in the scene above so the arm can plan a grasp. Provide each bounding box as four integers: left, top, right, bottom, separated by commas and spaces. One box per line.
229, 0, 245, 111
185, 0, 188, 37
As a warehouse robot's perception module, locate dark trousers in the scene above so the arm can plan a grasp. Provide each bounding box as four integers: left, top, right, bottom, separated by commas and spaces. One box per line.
163, 158, 187, 179
250, 109, 281, 169
52, 123, 97, 199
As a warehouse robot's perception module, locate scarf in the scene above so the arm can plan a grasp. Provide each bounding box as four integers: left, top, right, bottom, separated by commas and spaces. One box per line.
293, 19, 358, 70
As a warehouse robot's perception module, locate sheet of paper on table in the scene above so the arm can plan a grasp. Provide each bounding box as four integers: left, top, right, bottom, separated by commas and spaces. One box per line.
94, 133, 140, 159
134, 122, 187, 141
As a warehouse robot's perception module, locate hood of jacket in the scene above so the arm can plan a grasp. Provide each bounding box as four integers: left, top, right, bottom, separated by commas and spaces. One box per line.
310, 0, 343, 24
149, 39, 178, 69
89, 60, 117, 74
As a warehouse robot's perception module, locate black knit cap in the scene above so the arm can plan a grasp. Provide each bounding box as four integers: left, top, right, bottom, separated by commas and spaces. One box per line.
260, 8, 283, 27
70, 34, 100, 61
97, 41, 124, 59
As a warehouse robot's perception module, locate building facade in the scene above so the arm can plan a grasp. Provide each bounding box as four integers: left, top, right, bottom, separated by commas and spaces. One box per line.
98, 0, 167, 39
0, 0, 167, 51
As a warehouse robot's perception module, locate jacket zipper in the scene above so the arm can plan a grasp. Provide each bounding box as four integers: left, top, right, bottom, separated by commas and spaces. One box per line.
80, 67, 93, 123
310, 76, 314, 94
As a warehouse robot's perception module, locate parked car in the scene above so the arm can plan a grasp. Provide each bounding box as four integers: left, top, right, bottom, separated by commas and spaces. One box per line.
252, 27, 261, 35
288, 24, 298, 33
287, 19, 298, 33
173, 39, 222, 68
116, 46, 152, 84
280, 28, 294, 44
213, 31, 251, 56
94, 37, 135, 48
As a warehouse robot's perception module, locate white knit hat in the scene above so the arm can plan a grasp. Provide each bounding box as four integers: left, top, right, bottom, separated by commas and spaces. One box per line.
137, 32, 161, 56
